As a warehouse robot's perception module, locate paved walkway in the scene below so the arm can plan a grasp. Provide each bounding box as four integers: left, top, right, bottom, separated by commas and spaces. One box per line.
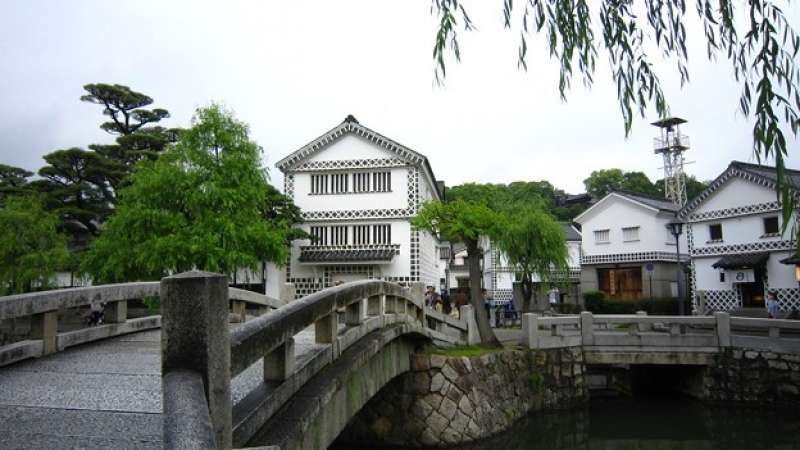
0, 328, 323, 450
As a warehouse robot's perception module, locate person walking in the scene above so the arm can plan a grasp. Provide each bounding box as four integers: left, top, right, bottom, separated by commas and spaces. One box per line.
766, 289, 781, 319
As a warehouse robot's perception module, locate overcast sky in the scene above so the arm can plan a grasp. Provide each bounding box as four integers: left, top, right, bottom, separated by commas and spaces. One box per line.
2, 1, 799, 194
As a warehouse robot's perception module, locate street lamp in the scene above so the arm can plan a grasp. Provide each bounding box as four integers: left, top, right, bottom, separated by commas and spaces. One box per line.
666, 221, 685, 315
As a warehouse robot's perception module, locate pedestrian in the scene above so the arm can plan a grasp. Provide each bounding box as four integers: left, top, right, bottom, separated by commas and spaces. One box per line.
548, 285, 560, 311
766, 289, 781, 319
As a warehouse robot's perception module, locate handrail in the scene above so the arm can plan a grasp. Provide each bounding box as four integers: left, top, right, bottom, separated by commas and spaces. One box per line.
522, 311, 800, 352
160, 272, 474, 450
0, 282, 284, 368
230, 280, 412, 377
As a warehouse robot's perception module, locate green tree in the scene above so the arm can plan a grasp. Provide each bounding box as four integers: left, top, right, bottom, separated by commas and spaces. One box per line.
81, 104, 295, 283
0, 164, 34, 204
30, 148, 113, 237
495, 207, 568, 313
81, 83, 177, 193
432, 1, 799, 230
0, 196, 69, 295
412, 199, 502, 346
583, 169, 659, 198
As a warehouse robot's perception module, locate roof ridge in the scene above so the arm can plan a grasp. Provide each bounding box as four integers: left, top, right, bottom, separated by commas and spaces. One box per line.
731, 160, 800, 175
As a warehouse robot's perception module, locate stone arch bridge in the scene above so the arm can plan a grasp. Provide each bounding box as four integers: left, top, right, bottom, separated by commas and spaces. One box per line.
1, 274, 799, 449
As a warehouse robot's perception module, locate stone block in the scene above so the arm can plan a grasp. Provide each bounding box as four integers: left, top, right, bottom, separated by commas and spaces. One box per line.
430, 373, 446, 392
430, 354, 447, 368
428, 410, 449, 434
442, 364, 459, 382
440, 397, 458, 420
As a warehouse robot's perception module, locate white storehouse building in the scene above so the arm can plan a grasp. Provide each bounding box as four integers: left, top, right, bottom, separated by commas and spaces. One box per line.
575, 191, 688, 300
276, 115, 447, 298
680, 161, 800, 313
445, 224, 582, 306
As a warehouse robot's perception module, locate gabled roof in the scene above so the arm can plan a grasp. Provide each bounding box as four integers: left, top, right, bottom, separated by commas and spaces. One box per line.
574, 190, 678, 224
680, 161, 800, 218
276, 115, 442, 200
560, 223, 582, 241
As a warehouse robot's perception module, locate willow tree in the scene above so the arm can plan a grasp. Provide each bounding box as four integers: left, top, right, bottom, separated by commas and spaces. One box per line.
0, 196, 69, 295
432, 0, 799, 228
82, 104, 294, 283
412, 199, 502, 346
495, 207, 568, 313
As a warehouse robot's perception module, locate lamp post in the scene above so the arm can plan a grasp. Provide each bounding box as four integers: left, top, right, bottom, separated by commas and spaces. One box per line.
666, 221, 685, 315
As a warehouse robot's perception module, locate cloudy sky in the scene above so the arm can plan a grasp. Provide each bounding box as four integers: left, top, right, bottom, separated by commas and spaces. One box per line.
1, 1, 798, 194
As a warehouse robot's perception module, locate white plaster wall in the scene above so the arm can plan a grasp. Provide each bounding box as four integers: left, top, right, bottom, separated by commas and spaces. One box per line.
306, 134, 397, 161
693, 257, 734, 291
692, 213, 794, 247
578, 197, 685, 256
567, 241, 582, 268
232, 262, 283, 298
418, 229, 441, 287
766, 251, 797, 288
291, 166, 409, 211
694, 177, 776, 213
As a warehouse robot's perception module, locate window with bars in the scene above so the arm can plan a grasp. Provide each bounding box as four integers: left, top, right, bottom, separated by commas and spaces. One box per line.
310, 226, 328, 245
594, 229, 610, 244
310, 174, 329, 194
439, 246, 451, 260
330, 173, 349, 194
353, 225, 371, 245
308, 224, 392, 246
372, 171, 391, 192
310, 171, 392, 194
328, 226, 348, 245
622, 226, 640, 242
373, 224, 391, 244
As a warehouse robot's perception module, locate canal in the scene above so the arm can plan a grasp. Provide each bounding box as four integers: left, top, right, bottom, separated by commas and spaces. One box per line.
332, 395, 800, 449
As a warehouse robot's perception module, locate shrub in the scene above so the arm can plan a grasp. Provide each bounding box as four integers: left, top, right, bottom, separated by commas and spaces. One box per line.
583, 290, 606, 313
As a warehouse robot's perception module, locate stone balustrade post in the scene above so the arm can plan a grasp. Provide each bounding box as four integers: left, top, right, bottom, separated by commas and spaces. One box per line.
105, 300, 127, 324
30, 311, 58, 355
264, 337, 295, 382
231, 300, 246, 323
521, 313, 539, 349
161, 271, 231, 450
580, 311, 594, 346
635, 310, 648, 332
460, 305, 479, 344
714, 312, 731, 347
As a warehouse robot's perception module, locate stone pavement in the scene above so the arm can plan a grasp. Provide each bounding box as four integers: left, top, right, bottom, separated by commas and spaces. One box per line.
0, 327, 322, 450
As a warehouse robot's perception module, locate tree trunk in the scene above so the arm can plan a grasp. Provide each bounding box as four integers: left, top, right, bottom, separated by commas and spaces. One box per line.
466, 239, 500, 347
521, 273, 533, 313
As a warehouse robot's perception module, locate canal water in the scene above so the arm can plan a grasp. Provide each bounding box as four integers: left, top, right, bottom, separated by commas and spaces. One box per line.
333, 396, 800, 449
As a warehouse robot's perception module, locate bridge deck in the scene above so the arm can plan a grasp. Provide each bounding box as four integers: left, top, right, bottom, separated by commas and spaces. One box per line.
0, 328, 322, 450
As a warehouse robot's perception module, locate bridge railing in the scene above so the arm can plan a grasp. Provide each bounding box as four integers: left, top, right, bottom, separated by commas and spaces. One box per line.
160, 271, 474, 450
0, 280, 284, 367
522, 311, 800, 352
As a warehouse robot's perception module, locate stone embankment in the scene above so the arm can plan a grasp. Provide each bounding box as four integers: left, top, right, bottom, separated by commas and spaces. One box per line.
704, 348, 800, 407
340, 347, 588, 447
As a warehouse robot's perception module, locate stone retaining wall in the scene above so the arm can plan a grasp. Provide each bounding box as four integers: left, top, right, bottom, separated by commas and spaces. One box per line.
703, 348, 800, 408
339, 347, 588, 448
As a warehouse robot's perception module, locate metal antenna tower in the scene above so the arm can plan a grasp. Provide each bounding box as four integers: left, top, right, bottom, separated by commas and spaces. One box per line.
652, 117, 690, 207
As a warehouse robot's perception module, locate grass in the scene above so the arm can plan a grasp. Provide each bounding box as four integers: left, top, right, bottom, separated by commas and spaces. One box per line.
429, 344, 506, 358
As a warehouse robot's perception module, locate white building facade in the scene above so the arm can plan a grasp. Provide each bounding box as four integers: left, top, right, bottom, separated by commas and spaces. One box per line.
575, 191, 688, 300
680, 161, 800, 313
276, 115, 446, 298
483, 224, 582, 305
444, 224, 582, 306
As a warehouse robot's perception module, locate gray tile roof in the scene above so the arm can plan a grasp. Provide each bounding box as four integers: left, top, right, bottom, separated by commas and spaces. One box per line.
299, 248, 397, 263
730, 161, 800, 188
613, 190, 679, 213
560, 223, 582, 241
